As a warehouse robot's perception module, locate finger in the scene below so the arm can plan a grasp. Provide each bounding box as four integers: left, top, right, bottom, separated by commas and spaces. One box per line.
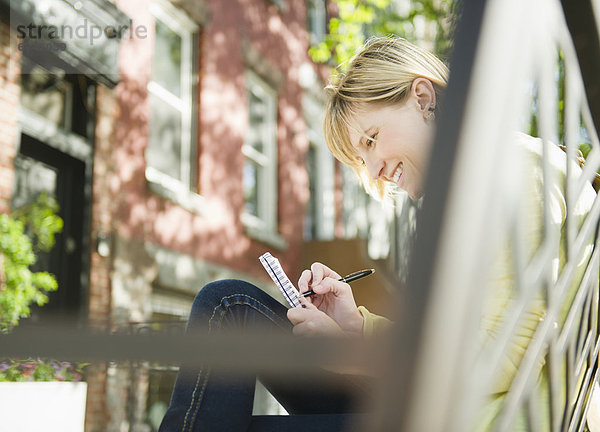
287, 307, 310, 325
292, 314, 344, 338
312, 277, 351, 297
292, 320, 319, 337
310, 262, 342, 282
297, 269, 313, 294
310, 262, 324, 285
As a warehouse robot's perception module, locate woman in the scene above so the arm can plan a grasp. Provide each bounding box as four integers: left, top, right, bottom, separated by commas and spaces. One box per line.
158, 36, 445, 432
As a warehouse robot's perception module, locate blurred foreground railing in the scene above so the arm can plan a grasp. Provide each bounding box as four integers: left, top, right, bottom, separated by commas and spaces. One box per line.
0, 326, 384, 376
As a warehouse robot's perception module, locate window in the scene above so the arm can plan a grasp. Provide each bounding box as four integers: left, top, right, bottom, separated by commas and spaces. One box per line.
128, 313, 187, 432
305, 145, 319, 239
341, 165, 395, 260
304, 142, 336, 240
303, 94, 335, 240
20, 58, 95, 139
241, 71, 283, 247
269, 0, 286, 11
307, 0, 327, 45
342, 166, 370, 239
303, 142, 335, 240
146, 2, 198, 194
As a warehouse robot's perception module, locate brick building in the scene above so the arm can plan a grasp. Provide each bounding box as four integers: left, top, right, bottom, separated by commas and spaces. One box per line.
0, 0, 400, 429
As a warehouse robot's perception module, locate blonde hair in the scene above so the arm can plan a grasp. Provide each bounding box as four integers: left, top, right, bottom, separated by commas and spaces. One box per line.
323, 37, 449, 199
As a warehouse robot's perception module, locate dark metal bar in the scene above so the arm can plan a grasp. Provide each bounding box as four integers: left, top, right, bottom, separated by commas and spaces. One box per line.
560, 0, 600, 134
367, 1, 490, 430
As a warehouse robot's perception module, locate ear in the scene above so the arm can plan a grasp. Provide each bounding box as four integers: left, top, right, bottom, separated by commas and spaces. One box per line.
410, 78, 436, 116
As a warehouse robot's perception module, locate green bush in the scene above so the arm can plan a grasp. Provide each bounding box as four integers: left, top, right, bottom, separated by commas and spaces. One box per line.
0, 193, 63, 332
0, 358, 87, 382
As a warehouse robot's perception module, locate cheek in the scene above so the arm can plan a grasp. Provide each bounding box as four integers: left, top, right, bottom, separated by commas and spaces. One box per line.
383, 134, 411, 160
402, 128, 431, 164
416, 128, 435, 163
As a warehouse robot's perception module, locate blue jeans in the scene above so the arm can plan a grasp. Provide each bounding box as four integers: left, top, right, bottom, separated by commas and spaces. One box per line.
158, 279, 370, 432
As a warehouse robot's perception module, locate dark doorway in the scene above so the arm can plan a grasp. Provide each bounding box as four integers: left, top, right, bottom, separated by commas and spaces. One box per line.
12, 134, 86, 324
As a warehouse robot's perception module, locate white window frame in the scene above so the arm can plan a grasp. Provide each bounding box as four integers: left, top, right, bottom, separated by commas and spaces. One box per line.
303, 93, 335, 240
307, 0, 327, 46
269, 0, 286, 11
241, 71, 285, 248
341, 165, 370, 239
146, 1, 203, 213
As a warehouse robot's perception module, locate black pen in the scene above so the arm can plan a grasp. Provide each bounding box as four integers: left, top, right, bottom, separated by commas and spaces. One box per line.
300, 269, 375, 297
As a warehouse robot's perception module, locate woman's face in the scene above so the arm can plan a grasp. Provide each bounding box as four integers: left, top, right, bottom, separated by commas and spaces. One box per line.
348, 85, 435, 200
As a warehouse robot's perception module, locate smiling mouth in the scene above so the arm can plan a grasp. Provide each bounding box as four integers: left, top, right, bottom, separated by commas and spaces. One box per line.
391, 163, 403, 185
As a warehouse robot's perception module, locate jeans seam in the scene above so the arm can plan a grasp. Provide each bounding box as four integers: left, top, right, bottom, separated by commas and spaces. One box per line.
208, 294, 288, 331
185, 370, 210, 432
182, 293, 289, 431
181, 370, 205, 432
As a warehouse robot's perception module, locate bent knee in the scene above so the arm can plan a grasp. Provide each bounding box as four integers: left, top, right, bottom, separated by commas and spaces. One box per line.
194, 279, 261, 304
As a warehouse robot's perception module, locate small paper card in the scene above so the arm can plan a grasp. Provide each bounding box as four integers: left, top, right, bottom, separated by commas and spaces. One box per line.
259, 252, 301, 308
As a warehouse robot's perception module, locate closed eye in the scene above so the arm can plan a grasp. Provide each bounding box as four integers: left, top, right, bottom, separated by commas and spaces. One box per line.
365, 132, 378, 148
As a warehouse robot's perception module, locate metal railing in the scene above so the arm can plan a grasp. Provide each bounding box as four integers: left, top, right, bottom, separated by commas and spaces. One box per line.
375, 0, 600, 431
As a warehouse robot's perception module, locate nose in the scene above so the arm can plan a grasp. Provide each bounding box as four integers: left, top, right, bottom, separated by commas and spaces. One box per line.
364, 157, 385, 180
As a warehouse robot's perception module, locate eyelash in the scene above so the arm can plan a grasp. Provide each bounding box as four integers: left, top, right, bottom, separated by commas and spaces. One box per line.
365, 133, 378, 148
356, 132, 378, 165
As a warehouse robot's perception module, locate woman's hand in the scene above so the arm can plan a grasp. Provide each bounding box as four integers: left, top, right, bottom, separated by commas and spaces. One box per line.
288, 300, 368, 374
287, 299, 346, 337
293, 262, 364, 336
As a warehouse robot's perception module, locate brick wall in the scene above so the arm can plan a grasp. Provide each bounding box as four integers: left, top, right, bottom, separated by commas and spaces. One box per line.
192, 0, 311, 283
87, 2, 318, 427
107, 0, 313, 286
84, 82, 119, 432
0, 18, 20, 213
89, 84, 119, 330
84, 364, 109, 432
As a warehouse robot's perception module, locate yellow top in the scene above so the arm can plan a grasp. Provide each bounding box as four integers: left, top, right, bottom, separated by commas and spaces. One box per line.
358, 305, 392, 337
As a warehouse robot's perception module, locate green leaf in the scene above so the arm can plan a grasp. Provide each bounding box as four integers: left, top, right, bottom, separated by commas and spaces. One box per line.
0, 194, 63, 331
33, 362, 55, 381
308, 0, 458, 67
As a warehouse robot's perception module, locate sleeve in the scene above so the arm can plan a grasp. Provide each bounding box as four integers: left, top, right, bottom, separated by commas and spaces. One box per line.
358, 305, 392, 337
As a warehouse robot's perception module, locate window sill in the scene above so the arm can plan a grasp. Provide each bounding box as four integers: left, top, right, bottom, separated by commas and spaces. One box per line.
145, 167, 206, 215
241, 213, 288, 250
